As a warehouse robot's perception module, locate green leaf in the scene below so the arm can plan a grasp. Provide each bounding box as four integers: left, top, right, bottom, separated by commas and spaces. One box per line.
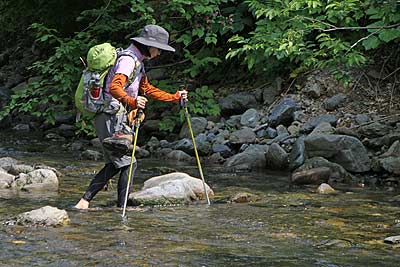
362, 35, 380, 50
378, 29, 400, 43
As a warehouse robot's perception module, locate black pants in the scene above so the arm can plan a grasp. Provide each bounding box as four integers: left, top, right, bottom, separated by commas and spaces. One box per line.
82, 162, 137, 207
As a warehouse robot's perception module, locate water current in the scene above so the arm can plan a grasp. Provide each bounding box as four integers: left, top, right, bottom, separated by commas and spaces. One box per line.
0, 132, 399, 266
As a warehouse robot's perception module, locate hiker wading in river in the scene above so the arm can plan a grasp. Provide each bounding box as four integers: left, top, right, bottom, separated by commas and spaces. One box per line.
74, 25, 187, 209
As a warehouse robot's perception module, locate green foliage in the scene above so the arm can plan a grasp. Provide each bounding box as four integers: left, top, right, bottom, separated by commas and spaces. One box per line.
1, 0, 399, 137
226, 0, 400, 81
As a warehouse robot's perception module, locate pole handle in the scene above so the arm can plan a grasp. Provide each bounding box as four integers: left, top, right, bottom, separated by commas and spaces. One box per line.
179, 96, 186, 110
136, 108, 144, 119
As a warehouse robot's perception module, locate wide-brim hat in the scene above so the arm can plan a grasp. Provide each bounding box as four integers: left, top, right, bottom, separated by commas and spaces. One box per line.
130, 25, 175, 52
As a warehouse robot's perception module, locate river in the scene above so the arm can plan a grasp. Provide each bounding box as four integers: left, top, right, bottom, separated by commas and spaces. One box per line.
0, 132, 399, 266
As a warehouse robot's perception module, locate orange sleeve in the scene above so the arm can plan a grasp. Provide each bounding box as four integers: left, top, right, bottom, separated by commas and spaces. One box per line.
109, 74, 137, 109
139, 75, 180, 102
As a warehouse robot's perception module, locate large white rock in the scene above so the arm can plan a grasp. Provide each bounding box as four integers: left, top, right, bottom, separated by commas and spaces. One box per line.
130, 172, 214, 206
16, 206, 70, 226
11, 169, 59, 191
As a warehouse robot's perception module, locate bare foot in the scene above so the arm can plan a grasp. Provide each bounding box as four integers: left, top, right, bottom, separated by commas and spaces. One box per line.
74, 199, 89, 209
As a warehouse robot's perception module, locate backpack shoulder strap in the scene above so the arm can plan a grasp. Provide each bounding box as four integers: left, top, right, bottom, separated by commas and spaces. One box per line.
116, 49, 143, 89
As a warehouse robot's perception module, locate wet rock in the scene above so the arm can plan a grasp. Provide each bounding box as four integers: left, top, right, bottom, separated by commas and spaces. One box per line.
375, 157, 400, 174
291, 167, 331, 185
225, 115, 241, 128
309, 122, 334, 135
267, 97, 298, 127
231, 192, 261, 203
265, 143, 288, 170
166, 150, 192, 162
0, 171, 14, 189
358, 122, 392, 138
57, 124, 75, 138
212, 144, 233, 158
130, 172, 214, 205
81, 149, 103, 161
136, 147, 150, 158
11, 169, 59, 191
208, 152, 225, 164
225, 145, 267, 170
15, 206, 70, 226
355, 114, 370, 125
219, 92, 258, 115
381, 140, 400, 157
8, 164, 34, 176
240, 108, 260, 127
0, 157, 18, 172
295, 157, 354, 183
301, 114, 337, 133
334, 127, 360, 138
229, 128, 256, 144
384, 235, 400, 244
263, 79, 282, 105
12, 124, 30, 133
146, 136, 160, 153
305, 134, 371, 172
317, 239, 352, 248
324, 93, 347, 111
317, 183, 335, 194
289, 136, 305, 170
179, 116, 207, 139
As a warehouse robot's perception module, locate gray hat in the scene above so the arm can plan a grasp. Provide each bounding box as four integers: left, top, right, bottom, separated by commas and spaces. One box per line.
130, 25, 175, 52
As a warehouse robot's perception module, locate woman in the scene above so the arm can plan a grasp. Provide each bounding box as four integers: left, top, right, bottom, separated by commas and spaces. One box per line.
74, 25, 187, 209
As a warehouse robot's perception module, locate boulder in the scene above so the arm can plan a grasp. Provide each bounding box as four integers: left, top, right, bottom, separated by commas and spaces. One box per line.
289, 136, 306, 170
357, 122, 392, 138
130, 172, 214, 205
265, 143, 288, 170
305, 134, 371, 172
240, 108, 261, 127
291, 167, 331, 185
166, 150, 192, 162
8, 164, 34, 176
267, 98, 298, 127
179, 117, 207, 139
295, 157, 354, 183
225, 145, 268, 170
301, 114, 337, 133
324, 93, 347, 111
219, 92, 258, 115
11, 169, 59, 191
0, 171, 14, 189
0, 157, 18, 172
15, 206, 70, 226
229, 128, 256, 144
80, 149, 103, 161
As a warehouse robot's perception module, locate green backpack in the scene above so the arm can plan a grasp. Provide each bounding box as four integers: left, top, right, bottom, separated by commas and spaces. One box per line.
74, 43, 137, 117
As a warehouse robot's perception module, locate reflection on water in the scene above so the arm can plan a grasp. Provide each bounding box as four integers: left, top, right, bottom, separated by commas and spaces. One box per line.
0, 133, 399, 266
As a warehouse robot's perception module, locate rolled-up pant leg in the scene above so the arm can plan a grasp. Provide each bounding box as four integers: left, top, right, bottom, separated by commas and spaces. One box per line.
82, 163, 120, 202
117, 162, 137, 207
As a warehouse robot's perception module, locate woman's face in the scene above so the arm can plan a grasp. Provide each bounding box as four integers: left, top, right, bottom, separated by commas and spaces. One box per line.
148, 47, 161, 59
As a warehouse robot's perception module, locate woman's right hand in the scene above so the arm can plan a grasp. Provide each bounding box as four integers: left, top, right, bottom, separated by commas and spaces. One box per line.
136, 96, 148, 109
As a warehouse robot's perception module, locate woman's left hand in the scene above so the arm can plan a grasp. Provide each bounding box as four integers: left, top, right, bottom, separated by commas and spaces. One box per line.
178, 90, 188, 101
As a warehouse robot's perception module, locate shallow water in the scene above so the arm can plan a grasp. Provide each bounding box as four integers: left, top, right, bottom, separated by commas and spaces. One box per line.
0, 133, 399, 266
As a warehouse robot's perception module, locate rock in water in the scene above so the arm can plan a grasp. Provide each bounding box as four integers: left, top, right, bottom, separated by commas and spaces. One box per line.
130, 172, 214, 206
15, 206, 70, 226
384, 235, 400, 244
317, 183, 335, 194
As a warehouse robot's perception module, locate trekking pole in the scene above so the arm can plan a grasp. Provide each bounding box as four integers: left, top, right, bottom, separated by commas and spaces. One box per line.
122, 108, 144, 218
180, 97, 210, 205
